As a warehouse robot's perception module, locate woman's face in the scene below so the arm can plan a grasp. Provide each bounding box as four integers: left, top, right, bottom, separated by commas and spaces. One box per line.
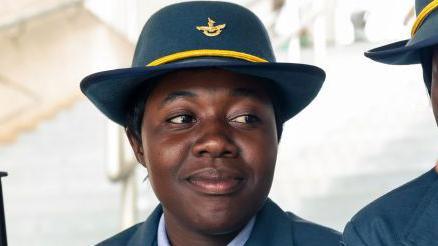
129, 68, 278, 237
432, 48, 438, 125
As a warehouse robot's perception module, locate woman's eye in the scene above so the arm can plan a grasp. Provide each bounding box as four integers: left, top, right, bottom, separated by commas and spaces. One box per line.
167, 115, 196, 124
231, 115, 260, 124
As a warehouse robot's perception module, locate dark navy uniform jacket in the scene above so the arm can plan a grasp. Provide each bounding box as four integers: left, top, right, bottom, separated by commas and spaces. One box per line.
343, 168, 438, 246
98, 199, 340, 246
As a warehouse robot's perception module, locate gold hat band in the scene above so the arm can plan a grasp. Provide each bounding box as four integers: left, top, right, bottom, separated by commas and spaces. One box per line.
411, 0, 438, 37
146, 49, 268, 66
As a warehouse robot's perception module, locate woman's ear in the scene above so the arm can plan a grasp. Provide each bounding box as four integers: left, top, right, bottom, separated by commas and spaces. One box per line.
433, 48, 438, 74
126, 128, 146, 167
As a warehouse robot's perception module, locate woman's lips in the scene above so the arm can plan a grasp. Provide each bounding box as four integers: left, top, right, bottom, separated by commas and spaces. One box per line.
185, 169, 245, 195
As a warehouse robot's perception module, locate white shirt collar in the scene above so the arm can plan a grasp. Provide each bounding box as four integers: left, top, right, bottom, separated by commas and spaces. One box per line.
157, 214, 171, 246
157, 214, 256, 246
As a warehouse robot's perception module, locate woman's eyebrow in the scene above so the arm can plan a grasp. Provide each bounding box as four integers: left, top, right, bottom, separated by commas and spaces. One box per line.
160, 90, 197, 107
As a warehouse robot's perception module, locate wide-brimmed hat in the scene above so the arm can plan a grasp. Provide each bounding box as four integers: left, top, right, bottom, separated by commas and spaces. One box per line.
80, 1, 325, 126
365, 0, 438, 64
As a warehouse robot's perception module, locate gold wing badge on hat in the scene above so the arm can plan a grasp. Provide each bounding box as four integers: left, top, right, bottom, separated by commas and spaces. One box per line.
196, 18, 226, 37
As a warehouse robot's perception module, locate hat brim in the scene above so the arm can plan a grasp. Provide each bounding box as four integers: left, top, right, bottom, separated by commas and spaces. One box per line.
80, 60, 325, 126
365, 9, 438, 65
364, 36, 438, 65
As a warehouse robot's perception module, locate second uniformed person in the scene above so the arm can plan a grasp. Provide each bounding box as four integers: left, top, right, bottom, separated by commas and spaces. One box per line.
343, 0, 438, 245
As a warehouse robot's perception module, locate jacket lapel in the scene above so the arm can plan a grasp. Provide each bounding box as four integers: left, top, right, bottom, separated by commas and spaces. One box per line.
245, 199, 295, 246
128, 205, 163, 246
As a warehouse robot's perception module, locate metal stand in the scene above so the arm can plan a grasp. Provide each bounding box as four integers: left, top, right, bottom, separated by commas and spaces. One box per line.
0, 172, 7, 246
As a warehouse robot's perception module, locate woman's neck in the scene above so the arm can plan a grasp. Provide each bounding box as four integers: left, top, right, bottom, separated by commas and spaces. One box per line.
163, 211, 243, 246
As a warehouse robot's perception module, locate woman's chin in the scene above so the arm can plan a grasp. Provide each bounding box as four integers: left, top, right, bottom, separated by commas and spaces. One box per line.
183, 201, 251, 235
191, 213, 249, 236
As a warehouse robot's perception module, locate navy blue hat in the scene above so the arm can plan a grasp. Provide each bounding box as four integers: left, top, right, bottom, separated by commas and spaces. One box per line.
365, 0, 438, 65
80, 1, 325, 126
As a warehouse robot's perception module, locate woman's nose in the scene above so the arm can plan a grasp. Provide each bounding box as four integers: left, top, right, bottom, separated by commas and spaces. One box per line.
191, 123, 238, 158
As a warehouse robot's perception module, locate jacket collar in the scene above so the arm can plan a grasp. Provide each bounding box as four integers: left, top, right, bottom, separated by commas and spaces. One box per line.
245, 199, 295, 245
127, 205, 162, 246
125, 198, 295, 246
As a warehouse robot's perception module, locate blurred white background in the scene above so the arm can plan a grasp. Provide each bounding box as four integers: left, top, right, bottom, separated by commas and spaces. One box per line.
0, 0, 437, 245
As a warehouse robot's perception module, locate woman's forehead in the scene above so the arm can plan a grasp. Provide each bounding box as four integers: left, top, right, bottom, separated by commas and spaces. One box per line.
148, 68, 273, 101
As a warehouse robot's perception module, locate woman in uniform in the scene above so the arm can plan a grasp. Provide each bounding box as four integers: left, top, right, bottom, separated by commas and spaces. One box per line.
81, 1, 341, 245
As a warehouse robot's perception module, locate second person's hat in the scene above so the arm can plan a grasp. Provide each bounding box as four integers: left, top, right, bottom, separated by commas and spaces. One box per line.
365, 0, 438, 65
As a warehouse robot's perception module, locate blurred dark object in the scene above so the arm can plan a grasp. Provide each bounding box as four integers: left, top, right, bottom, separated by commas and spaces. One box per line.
272, 0, 286, 11
0, 172, 7, 246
